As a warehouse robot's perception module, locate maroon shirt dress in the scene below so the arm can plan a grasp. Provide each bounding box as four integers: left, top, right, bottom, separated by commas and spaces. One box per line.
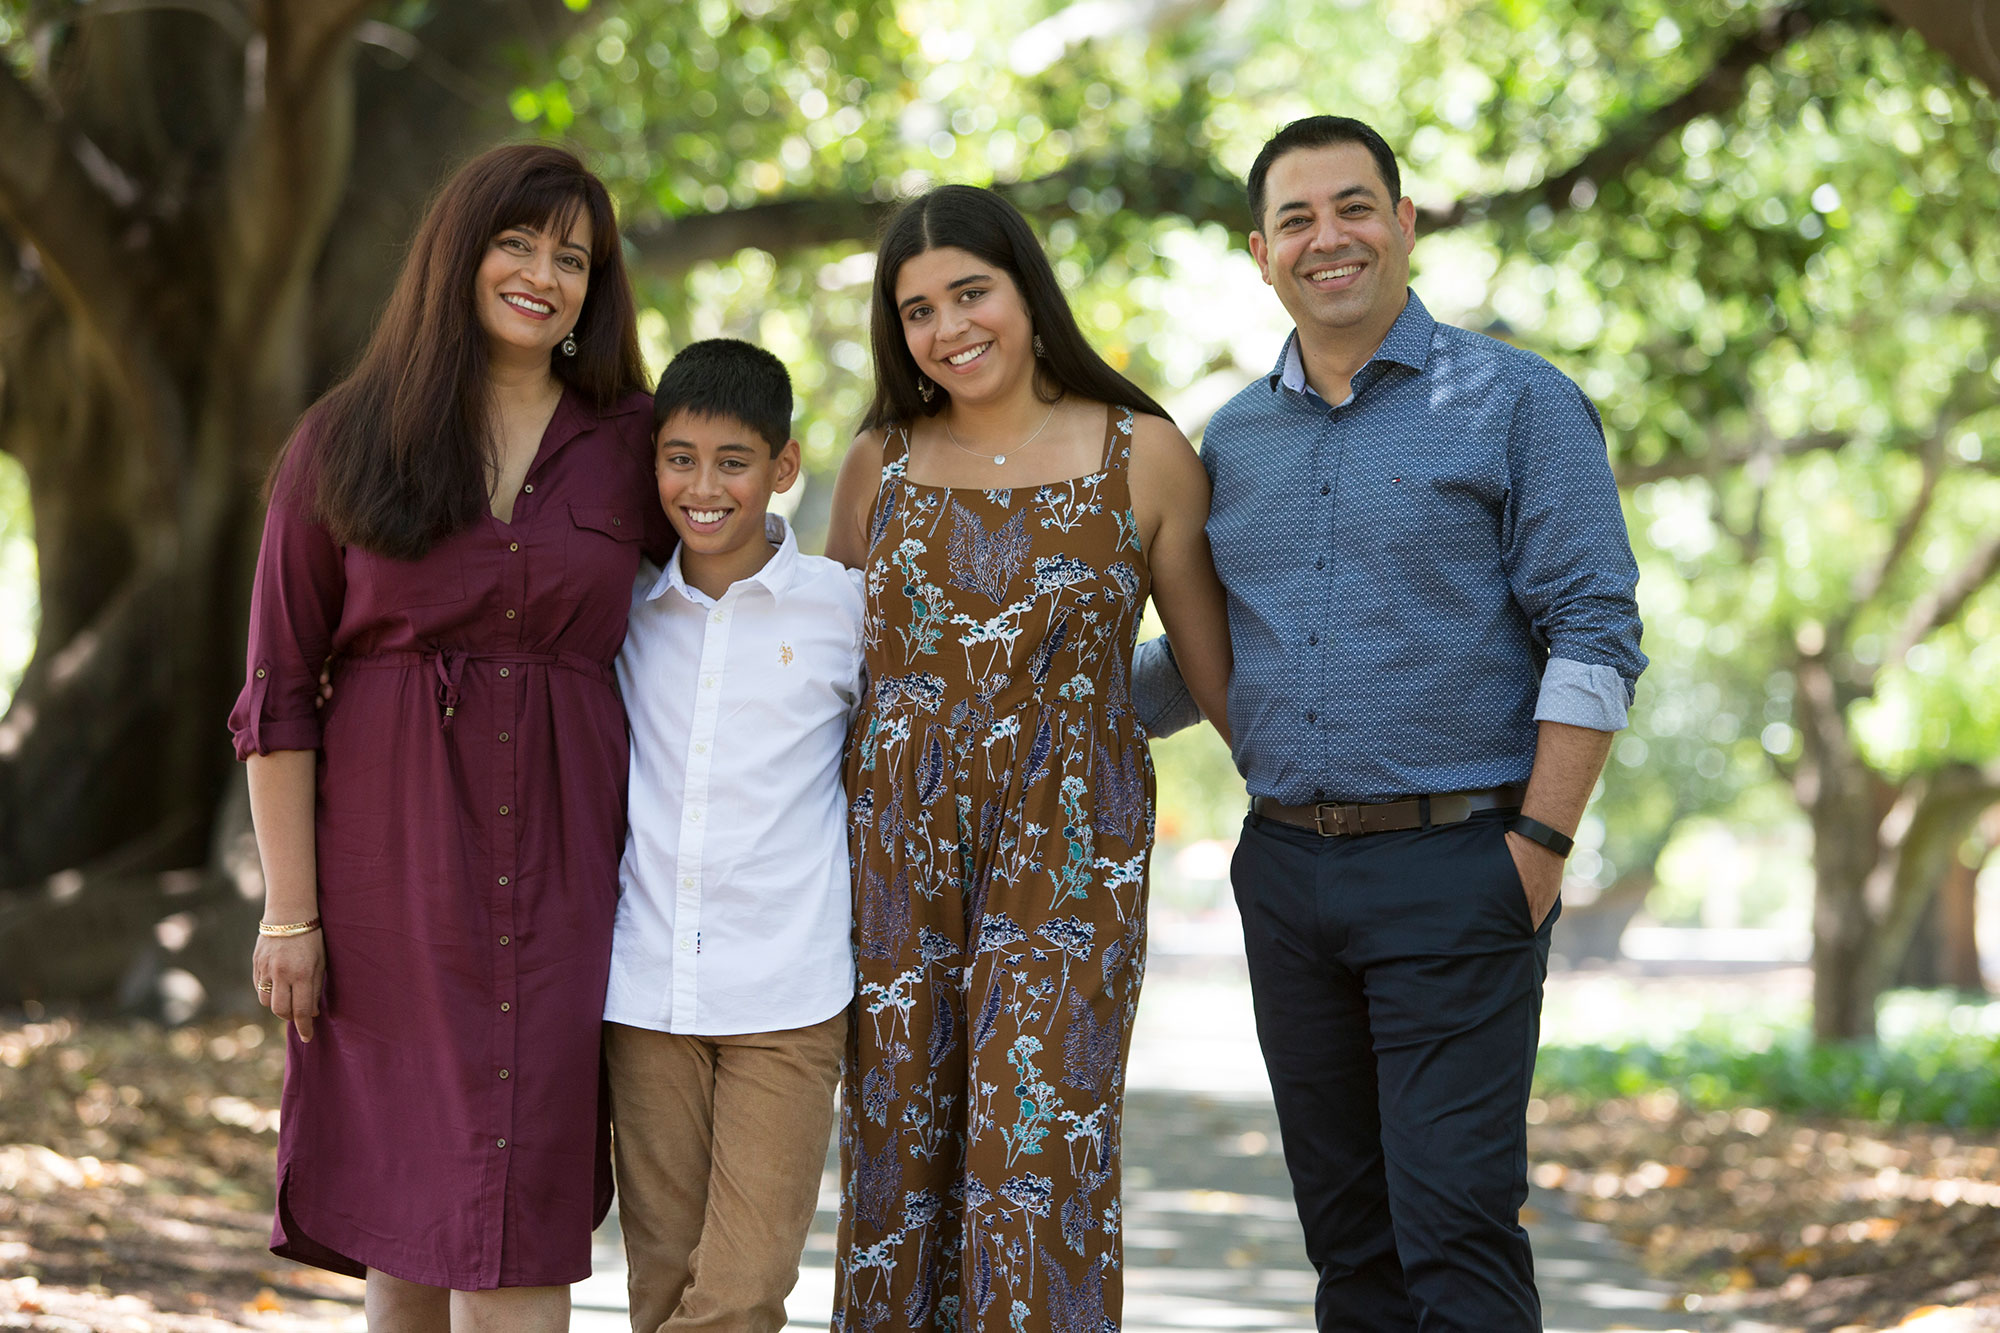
228, 388, 665, 1289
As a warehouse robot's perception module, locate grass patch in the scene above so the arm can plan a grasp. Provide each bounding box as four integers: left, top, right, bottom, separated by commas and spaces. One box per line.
1535, 986, 2000, 1127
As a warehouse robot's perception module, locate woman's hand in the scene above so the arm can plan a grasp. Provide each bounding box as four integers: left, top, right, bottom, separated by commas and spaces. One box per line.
1128, 415, 1233, 745
245, 749, 323, 1041
254, 930, 326, 1042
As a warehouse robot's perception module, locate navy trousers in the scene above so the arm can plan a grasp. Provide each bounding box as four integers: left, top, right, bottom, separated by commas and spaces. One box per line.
1232, 808, 1556, 1333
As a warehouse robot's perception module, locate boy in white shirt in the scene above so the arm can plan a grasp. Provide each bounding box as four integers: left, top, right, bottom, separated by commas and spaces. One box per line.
605, 339, 863, 1333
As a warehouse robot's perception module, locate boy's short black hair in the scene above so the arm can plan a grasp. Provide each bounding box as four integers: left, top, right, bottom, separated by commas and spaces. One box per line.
1247, 115, 1402, 232
651, 338, 792, 455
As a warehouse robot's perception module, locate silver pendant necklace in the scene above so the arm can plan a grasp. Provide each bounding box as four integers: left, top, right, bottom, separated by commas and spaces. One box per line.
943, 399, 1060, 466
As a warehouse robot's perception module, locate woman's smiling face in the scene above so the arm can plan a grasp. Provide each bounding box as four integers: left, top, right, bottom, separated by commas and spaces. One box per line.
893, 245, 1036, 406
473, 216, 593, 361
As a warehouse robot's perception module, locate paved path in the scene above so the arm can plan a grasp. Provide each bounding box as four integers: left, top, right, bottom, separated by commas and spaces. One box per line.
573, 947, 1707, 1332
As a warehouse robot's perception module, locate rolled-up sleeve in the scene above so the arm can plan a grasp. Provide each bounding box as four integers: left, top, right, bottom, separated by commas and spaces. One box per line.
1502, 372, 1647, 730
227, 442, 344, 759
1131, 635, 1204, 738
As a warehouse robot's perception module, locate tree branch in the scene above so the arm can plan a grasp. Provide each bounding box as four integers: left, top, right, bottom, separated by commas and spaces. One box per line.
1885, 529, 2000, 669
0, 63, 183, 501
1833, 437, 1943, 647
0, 66, 148, 355
1418, 0, 1859, 233
627, 156, 1246, 281
1614, 430, 1847, 487
624, 0, 1860, 279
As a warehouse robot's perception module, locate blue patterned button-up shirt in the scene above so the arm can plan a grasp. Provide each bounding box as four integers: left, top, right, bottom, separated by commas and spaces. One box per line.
1135, 290, 1646, 803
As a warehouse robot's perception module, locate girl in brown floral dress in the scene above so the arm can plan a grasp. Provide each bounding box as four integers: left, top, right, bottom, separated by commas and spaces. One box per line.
824, 186, 1233, 1333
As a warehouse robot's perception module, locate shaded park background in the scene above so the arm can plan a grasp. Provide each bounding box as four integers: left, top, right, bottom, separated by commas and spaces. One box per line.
1, 0, 1999, 1327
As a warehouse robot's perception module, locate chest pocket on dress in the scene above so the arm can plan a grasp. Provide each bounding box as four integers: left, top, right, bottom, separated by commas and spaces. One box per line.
564, 504, 642, 603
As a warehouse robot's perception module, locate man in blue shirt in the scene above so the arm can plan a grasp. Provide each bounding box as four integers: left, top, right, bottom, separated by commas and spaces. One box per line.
1137, 115, 1645, 1331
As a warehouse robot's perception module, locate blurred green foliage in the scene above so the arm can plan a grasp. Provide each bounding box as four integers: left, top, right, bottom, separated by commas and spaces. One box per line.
1, 0, 1993, 914
501, 0, 2000, 891
1539, 991, 2000, 1126
0, 455, 33, 714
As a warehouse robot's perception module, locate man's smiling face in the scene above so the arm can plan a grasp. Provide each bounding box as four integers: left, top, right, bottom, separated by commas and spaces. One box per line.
1249, 141, 1417, 343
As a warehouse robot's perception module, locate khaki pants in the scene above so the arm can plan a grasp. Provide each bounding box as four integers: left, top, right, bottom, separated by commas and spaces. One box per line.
605, 1012, 846, 1333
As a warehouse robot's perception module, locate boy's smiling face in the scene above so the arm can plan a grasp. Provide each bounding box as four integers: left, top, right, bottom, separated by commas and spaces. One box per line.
654, 409, 800, 585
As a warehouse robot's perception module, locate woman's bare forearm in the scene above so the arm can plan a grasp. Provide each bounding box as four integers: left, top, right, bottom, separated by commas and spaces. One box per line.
246, 750, 319, 922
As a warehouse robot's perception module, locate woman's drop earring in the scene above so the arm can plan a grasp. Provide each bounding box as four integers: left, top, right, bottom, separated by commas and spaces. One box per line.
560, 332, 578, 357
1033, 335, 1046, 357
916, 376, 936, 403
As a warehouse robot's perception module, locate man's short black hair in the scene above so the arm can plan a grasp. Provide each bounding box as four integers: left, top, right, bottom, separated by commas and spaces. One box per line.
651, 338, 792, 455
1247, 116, 1403, 232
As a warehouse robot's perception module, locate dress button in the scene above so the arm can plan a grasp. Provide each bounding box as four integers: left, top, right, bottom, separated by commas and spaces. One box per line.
255, 668, 267, 679
694, 742, 707, 754
1320, 483, 1331, 496
499, 805, 510, 816
498, 1069, 509, 1080
505, 609, 516, 620
509, 542, 519, 553
499, 667, 510, 678
499, 935, 510, 946
522, 484, 533, 494
499, 732, 509, 742
612, 517, 622, 527
496, 1138, 507, 1148
1308, 633, 1319, 646
500, 1002, 511, 1012
1314, 788, 1326, 800
1306, 710, 1318, 723
1316, 558, 1325, 571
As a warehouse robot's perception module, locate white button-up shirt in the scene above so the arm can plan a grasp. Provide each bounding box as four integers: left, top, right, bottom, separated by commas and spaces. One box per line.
605, 515, 864, 1036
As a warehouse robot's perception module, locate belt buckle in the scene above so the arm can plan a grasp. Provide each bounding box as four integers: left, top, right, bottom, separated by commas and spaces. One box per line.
1312, 802, 1351, 836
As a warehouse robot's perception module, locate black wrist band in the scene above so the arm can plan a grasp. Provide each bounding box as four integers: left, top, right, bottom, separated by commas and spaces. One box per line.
1508, 814, 1574, 858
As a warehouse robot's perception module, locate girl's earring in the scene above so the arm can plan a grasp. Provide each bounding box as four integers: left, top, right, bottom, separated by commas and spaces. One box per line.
916, 376, 936, 403
560, 332, 579, 357
1033, 334, 1046, 357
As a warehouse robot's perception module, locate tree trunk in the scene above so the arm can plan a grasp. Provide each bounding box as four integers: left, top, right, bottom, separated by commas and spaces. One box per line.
0, 2, 583, 1013
1935, 854, 1987, 993
1555, 869, 1656, 965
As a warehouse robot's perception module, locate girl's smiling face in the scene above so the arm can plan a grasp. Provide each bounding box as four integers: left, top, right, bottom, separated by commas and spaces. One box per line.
893, 245, 1036, 406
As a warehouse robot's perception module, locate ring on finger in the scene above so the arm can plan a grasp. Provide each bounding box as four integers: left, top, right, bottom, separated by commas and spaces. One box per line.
257, 981, 274, 993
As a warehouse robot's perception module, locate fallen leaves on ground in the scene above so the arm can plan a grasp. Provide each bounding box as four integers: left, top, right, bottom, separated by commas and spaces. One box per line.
11, 1013, 2000, 1331
1530, 1088, 2000, 1332
0, 1011, 362, 1330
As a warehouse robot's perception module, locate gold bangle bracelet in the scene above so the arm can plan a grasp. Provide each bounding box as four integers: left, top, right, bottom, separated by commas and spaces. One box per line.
258, 918, 322, 938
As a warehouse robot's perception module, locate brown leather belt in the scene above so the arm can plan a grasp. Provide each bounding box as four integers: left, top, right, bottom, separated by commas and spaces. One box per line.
1251, 784, 1527, 838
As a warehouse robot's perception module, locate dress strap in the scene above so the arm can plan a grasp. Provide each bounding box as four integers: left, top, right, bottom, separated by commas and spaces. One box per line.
1101, 404, 1137, 471
880, 421, 913, 475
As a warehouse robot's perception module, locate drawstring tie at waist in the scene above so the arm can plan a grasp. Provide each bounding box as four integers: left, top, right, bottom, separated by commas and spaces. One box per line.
346, 649, 613, 729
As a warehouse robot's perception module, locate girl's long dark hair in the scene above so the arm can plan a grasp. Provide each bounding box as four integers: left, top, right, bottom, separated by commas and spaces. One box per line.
284, 143, 645, 559
862, 185, 1170, 432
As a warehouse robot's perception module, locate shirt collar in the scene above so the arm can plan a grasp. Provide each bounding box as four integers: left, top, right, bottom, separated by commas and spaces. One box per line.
646, 513, 799, 605
1267, 288, 1437, 399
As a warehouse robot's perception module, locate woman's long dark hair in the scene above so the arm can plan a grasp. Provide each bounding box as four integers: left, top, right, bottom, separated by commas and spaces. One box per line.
862, 185, 1169, 431
284, 143, 646, 559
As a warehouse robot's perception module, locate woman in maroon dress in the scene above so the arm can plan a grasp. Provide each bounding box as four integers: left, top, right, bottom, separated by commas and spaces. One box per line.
229, 144, 666, 1330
